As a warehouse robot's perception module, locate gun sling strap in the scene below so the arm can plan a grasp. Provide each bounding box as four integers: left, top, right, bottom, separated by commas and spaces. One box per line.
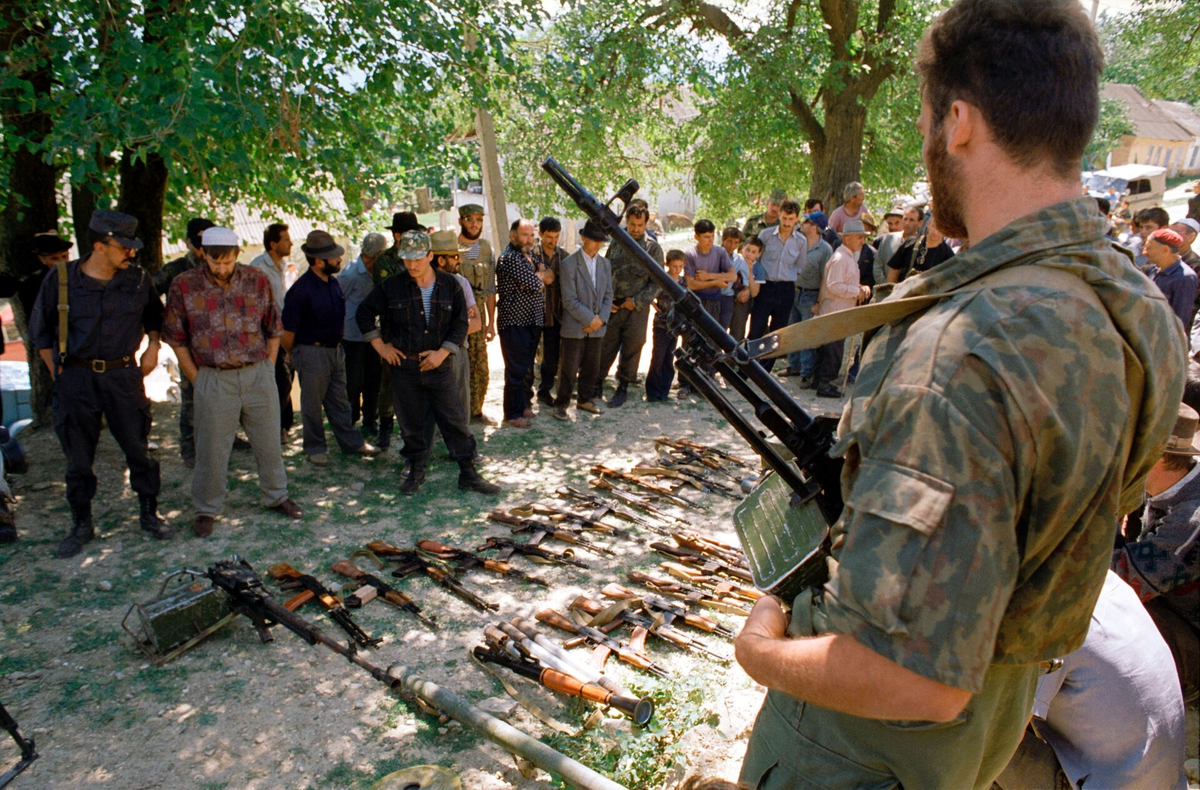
56, 260, 69, 363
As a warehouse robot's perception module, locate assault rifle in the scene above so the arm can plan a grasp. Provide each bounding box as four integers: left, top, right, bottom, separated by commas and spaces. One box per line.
416, 539, 550, 587
266, 563, 381, 649
599, 584, 737, 638
488, 510, 617, 557
589, 478, 691, 528
652, 436, 754, 469
510, 503, 634, 539
477, 535, 591, 570
193, 559, 628, 790
0, 702, 37, 789
671, 531, 750, 569
630, 465, 741, 501
659, 561, 764, 604
363, 542, 498, 613
626, 569, 751, 615
544, 158, 842, 601
534, 609, 671, 679
330, 560, 438, 630
590, 465, 697, 509
554, 485, 671, 535
651, 542, 754, 583
570, 595, 730, 663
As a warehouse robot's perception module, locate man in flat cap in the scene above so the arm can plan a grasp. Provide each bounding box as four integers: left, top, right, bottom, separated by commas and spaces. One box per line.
281, 230, 381, 467
356, 230, 500, 495
29, 209, 173, 558
338, 231, 388, 432
163, 226, 303, 538
743, 188, 787, 237
457, 204, 497, 424
553, 220, 613, 421
367, 211, 422, 449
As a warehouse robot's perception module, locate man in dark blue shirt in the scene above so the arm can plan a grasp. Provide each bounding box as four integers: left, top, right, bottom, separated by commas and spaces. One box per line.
1143, 228, 1199, 330
282, 231, 380, 467
356, 230, 500, 496
29, 210, 174, 558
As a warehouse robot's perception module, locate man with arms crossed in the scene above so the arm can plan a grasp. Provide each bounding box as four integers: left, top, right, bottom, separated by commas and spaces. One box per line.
736, 2, 1186, 787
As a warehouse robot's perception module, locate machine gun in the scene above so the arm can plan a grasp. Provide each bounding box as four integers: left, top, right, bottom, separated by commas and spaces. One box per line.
363, 542, 498, 613
330, 559, 438, 630
416, 539, 550, 587
194, 559, 628, 790
543, 158, 842, 602
0, 702, 37, 789
266, 563, 381, 649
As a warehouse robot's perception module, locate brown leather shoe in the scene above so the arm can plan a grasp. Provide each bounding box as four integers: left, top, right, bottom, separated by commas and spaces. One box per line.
270, 498, 304, 519
351, 443, 382, 458
502, 417, 533, 429
193, 515, 215, 538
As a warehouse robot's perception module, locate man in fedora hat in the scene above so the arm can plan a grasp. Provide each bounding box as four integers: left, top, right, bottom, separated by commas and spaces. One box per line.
743, 188, 788, 237
281, 230, 381, 467
163, 226, 303, 538
356, 230, 500, 495
29, 210, 173, 558
553, 220, 613, 421
1112, 402, 1200, 702
367, 211, 422, 449
457, 203, 497, 424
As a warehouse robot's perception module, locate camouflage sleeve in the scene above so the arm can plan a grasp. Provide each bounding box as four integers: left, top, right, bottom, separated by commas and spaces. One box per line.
822, 362, 1022, 693
632, 241, 665, 309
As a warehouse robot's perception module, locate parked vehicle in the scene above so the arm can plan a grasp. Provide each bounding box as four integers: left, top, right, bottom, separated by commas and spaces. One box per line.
1085, 165, 1167, 214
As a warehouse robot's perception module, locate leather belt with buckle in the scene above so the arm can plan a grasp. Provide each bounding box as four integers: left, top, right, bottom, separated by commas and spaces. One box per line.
65, 356, 135, 373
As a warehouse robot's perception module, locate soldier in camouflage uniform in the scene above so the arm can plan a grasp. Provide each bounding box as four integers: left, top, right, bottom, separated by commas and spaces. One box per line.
155, 217, 213, 468
368, 211, 421, 448
599, 203, 664, 407
742, 188, 786, 238
735, 3, 1187, 788
457, 204, 497, 423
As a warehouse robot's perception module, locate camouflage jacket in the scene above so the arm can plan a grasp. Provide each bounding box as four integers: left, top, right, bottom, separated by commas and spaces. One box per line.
373, 245, 403, 284
605, 233, 664, 310
817, 197, 1186, 693
460, 237, 496, 300
743, 214, 779, 238
154, 250, 203, 297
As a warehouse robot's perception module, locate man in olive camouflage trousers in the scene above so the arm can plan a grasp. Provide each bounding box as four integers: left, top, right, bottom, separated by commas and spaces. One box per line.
735, 3, 1187, 788
457, 204, 497, 423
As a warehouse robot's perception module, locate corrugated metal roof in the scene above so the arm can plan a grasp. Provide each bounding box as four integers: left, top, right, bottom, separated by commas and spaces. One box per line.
162, 189, 350, 256
1101, 83, 1193, 142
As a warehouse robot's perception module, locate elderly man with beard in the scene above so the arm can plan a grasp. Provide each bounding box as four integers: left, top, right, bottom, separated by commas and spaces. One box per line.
735, 2, 1187, 788
163, 227, 303, 538
457, 204, 498, 424
29, 211, 173, 558
495, 218, 554, 429
281, 230, 381, 467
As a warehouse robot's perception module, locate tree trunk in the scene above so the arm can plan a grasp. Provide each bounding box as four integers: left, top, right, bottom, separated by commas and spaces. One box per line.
0, 7, 61, 426
808, 95, 868, 211
71, 148, 114, 251
116, 149, 169, 274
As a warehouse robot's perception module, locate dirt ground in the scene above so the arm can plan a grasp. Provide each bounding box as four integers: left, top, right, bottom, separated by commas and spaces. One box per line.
0, 346, 782, 790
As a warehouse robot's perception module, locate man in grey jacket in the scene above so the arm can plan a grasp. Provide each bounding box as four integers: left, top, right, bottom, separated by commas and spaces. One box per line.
553, 220, 613, 421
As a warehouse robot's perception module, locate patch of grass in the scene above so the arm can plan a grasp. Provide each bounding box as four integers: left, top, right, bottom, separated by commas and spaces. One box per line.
3, 567, 62, 606
70, 625, 119, 654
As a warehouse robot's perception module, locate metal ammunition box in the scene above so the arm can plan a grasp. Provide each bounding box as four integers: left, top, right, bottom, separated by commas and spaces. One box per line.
122, 573, 233, 664
733, 470, 829, 603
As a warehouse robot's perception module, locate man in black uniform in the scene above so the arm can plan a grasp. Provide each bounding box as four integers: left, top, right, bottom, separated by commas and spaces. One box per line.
356, 230, 501, 496
0, 231, 73, 319
29, 210, 173, 558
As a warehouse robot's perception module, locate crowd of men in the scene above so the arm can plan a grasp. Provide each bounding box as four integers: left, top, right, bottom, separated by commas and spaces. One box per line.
3, 4, 1200, 776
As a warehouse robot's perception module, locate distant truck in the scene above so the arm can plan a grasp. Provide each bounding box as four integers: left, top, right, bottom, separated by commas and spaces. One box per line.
1085, 164, 1167, 215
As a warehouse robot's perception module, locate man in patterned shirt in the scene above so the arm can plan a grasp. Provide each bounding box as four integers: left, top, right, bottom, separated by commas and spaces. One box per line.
495, 218, 554, 429
162, 227, 303, 538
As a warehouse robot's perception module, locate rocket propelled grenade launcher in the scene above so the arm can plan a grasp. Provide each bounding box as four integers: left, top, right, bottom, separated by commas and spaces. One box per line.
541, 154, 842, 602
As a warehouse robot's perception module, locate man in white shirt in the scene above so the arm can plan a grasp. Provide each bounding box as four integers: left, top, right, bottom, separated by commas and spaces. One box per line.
247, 223, 295, 438
813, 219, 871, 398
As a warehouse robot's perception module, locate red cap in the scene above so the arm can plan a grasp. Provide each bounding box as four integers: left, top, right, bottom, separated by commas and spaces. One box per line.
1150, 227, 1184, 248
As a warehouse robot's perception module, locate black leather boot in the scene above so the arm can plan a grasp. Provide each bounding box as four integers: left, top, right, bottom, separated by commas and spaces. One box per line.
458, 461, 501, 494
55, 503, 95, 559
376, 416, 393, 450
609, 382, 629, 408
139, 495, 174, 540
400, 464, 425, 495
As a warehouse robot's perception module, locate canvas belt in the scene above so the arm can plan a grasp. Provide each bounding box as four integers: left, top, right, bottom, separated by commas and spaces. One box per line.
64, 355, 136, 373
56, 260, 69, 364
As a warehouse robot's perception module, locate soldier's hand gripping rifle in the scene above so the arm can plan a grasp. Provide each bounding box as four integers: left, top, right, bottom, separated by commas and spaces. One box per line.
198, 559, 629, 790
533, 609, 672, 680
543, 158, 843, 601
489, 510, 617, 557
554, 485, 671, 535
364, 542, 498, 613
570, 595, 730, 663
476, 535, 592, 569
416, 539, 550, 587
266, 563, 381, 649
330, 559, 438, 630
599, 584, 736, 638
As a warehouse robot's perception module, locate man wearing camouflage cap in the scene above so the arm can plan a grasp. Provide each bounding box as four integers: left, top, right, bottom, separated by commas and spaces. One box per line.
736, 2, 1187, 787
338, 231, 388, 432
457, 204, 497, 423
30, 209, 174, 557
743, 188, 787, 238
430, 229, 482, 418
356, 230, 499, 495
369, 211, 422, 449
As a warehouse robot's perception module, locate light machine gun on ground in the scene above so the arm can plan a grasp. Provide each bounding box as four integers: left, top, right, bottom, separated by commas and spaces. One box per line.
542, 158, 843, 602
